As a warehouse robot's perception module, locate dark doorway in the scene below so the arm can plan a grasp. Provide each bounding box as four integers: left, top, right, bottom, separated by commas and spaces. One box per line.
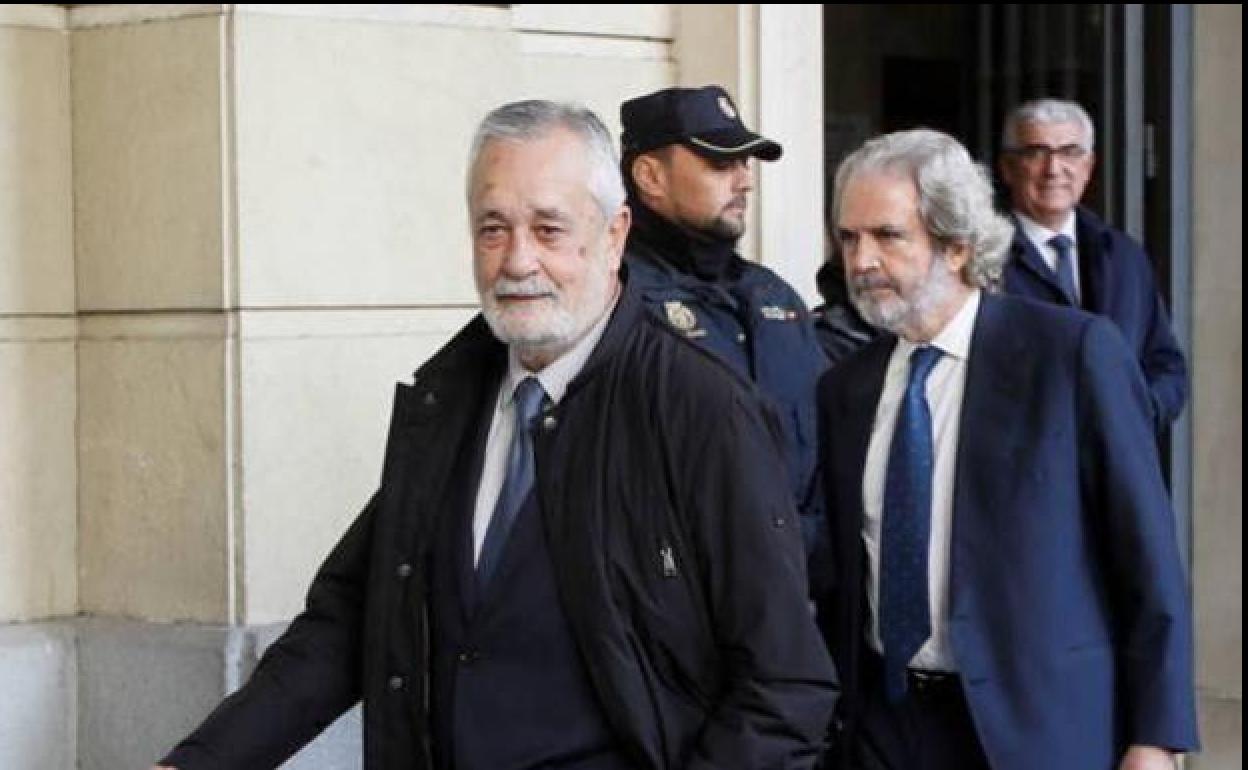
822, 5, 977, 189
822, 5, 1119, 211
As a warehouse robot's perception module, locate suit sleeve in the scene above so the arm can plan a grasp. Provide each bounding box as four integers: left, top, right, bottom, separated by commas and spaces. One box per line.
1076, 318, 1199, 752
1138, 285, 1189, 428
1116, 235, 1188, 428
680, 389, 840, 770
159, 492, 378, 769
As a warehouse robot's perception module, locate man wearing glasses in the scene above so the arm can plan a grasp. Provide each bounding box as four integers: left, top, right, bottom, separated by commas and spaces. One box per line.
998, 98, 1188, 431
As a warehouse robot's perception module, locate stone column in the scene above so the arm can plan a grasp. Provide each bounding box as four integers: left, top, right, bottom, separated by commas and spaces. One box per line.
0, 6, 77, 769
1191, 5, 1243, 769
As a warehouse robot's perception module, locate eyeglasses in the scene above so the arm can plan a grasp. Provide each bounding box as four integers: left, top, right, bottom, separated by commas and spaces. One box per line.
1008, 144, 1090, 164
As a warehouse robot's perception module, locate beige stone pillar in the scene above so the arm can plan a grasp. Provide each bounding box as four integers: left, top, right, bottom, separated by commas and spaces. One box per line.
0, 5, 77, 767
0, 3, 75, 625
74, 8, 232, 624
1191, 5, 1243, 769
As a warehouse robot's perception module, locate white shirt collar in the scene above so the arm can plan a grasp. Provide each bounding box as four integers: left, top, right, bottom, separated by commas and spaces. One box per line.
502, 292, 618, 407
895, 288, 981, 363
1014, 209, 1077, 250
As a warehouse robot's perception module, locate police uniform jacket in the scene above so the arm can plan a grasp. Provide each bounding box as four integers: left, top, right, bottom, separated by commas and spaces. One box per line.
160, 269, 838, 770
624, 202, 828, 553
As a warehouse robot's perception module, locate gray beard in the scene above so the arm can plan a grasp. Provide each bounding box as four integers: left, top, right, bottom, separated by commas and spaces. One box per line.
480, 259, 615, 366
850, 253, 962, 337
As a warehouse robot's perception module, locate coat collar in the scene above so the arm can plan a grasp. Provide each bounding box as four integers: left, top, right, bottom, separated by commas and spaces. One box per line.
1072, 207, 1111, 314
406, 268, 645, 418
627, 197, 744, 283
1009, 206, 1114, 313
560, 265, 645, 403
953, 292, 1034, 483
1009, 213, 1067, 301
962, 293, 1030, 408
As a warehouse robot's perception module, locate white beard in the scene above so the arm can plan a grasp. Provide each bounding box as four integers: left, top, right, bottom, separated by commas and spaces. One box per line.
480, 252, 614, 362
850, 253, 962, 336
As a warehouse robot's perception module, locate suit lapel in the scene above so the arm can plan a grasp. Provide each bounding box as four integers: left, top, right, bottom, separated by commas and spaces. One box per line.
1010, 221, 1073, 307
949, 292, 1038, 627
1075, 210, 1109, 315
956, 294, 1032, 486
948, 296, 1028, 662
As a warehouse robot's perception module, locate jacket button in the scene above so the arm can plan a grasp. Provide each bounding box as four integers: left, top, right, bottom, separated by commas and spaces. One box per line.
388, 675, 405, 691
773, 514, 786, 528
422, 392, 437, 407
396, 563, 412, 578
736, 332, 746, 343
457, 650, 480, 665
541, 415, 557, 431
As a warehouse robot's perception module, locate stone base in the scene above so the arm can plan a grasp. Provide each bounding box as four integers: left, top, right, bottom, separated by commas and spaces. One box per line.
1192, 691, 1243, 770
0, 618, 360, 770
3, 618, 1241, 769
0, 623, 76, 770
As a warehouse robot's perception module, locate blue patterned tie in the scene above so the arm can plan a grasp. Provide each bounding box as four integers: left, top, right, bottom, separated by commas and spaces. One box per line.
1048, 234, 1080, 306
477, 376, 547, 586
879, 345, 943, 702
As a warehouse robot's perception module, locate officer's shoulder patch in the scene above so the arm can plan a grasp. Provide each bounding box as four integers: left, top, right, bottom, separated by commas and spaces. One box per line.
760, 304, 800, 322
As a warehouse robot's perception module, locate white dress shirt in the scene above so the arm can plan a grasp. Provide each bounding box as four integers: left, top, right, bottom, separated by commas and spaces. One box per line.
862, 289, 981, 671
471, 300, 616, 565
1015, 210, 1081, 303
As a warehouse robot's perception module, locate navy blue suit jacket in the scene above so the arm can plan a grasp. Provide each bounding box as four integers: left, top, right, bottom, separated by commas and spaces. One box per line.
1003, 207, 1188, 429
817, 293, 1198, 770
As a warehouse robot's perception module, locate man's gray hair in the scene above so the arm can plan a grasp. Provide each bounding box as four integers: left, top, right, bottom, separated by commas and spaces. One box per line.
1001, 98, 1096, 151
833, 128, 1014, 290
467, 100, 626, 221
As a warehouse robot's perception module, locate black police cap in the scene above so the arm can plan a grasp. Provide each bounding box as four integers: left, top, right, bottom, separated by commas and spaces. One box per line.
620, 85, 783, 162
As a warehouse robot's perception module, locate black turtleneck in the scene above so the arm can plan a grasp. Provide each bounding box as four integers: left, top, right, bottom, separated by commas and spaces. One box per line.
627, 197, 743, 284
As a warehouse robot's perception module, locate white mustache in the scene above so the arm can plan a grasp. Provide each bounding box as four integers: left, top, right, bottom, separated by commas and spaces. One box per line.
493, 277, 556, 299
850, 273, 895, 293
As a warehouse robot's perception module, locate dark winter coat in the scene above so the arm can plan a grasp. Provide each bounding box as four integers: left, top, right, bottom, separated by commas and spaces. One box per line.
162, 272, 838, 770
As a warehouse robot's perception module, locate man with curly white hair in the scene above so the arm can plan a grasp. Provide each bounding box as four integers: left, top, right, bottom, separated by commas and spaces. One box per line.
817, 128, 1198, 770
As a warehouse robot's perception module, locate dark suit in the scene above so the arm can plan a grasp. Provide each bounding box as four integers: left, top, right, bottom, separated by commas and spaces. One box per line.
817, 293, 1198, 770
1003, 207, 1188, 429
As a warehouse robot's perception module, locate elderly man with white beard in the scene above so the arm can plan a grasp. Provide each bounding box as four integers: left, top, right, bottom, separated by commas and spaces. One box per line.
154, 100, 836, 770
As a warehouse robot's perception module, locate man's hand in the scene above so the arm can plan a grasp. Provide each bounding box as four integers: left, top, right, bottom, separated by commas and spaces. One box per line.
1119, 745, 1177, 770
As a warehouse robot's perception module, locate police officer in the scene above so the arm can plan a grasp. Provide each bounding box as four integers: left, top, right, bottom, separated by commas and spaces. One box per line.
812, 256, 878, 368
619, 85, 828, 557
